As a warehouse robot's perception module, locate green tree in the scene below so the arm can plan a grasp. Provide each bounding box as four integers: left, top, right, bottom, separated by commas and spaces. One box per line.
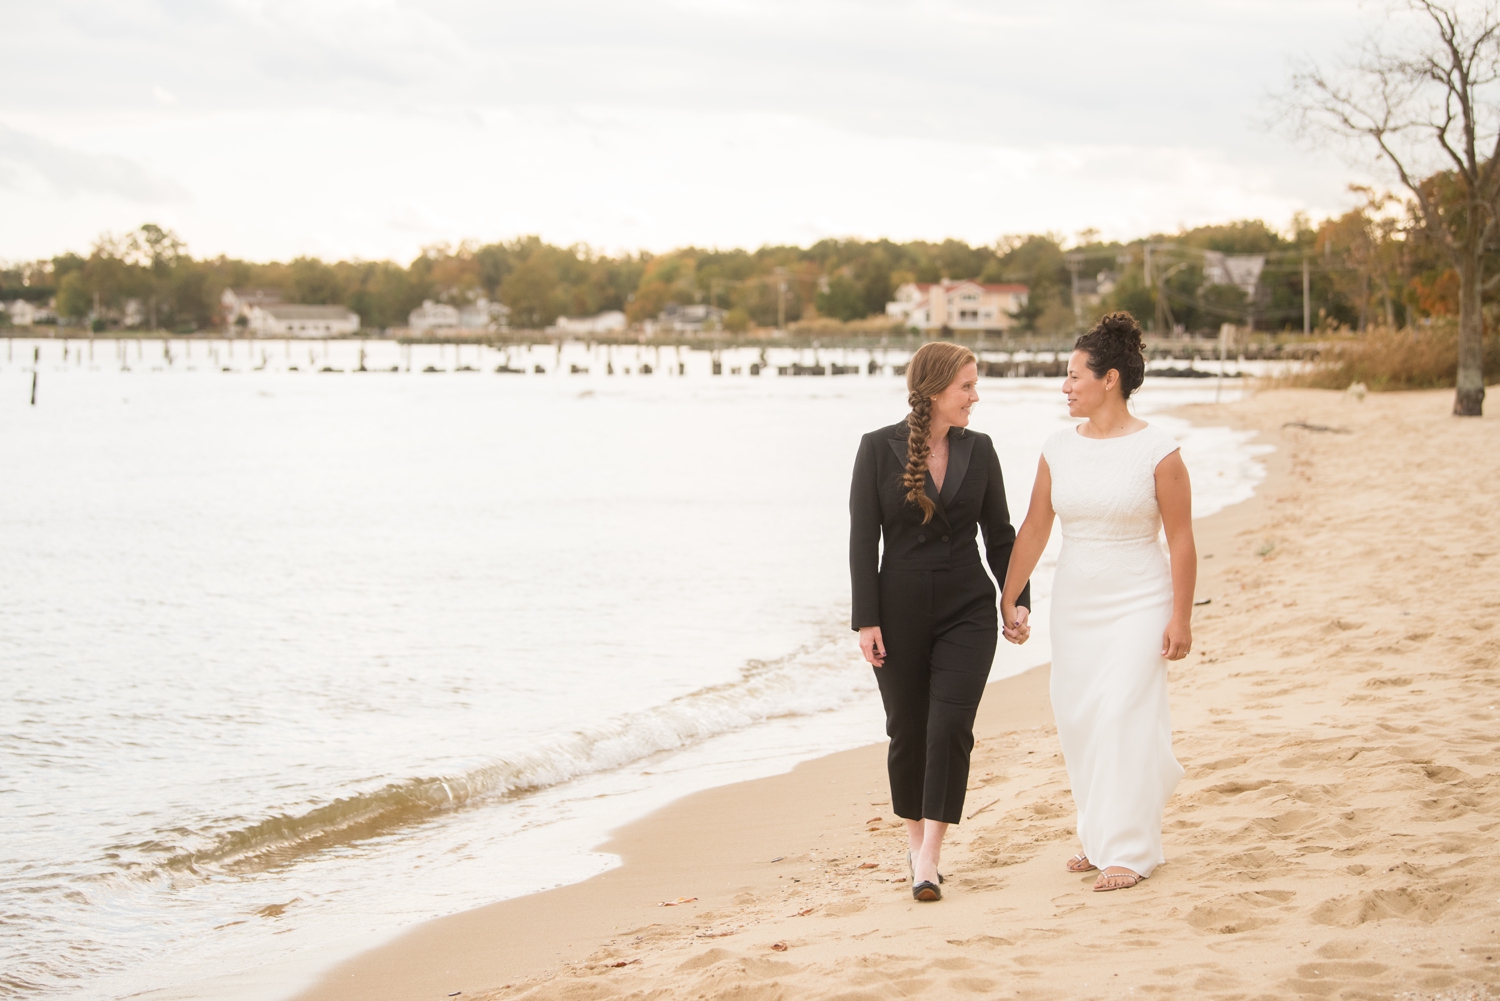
627, 280, 672, 325
816, 274, 868, 321
55, 271, 91, 320
500, 255, 563, 329
289, 257, 343, 304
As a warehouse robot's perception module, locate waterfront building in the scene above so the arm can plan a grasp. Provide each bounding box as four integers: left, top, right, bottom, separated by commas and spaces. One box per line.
3, 299, 58, 326
550, 310, 627, 335
460, 298, 510, 332
247, 303, 360, 338
409, 300, 460, 334
410, 298, 509, 334
645, 303, 726, 336
221, 288, 282, 328
885, 280, 1028, 334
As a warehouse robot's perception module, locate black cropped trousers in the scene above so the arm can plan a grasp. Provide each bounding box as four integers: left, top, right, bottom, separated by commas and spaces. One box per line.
873, 561, 999, 825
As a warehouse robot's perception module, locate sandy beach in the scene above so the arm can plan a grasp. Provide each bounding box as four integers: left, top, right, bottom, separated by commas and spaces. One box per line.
292, 387, 1500, 1001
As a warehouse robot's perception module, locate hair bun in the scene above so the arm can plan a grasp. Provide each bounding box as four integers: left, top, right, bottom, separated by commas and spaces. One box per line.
1074, 311, 1147, 400
1096, 312, 1144, 351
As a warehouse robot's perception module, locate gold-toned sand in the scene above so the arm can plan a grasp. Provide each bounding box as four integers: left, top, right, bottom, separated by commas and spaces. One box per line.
295, 388, 1500, 1001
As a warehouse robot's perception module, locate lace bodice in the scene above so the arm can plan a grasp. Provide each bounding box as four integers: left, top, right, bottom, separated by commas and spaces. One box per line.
1043, 424, 1181, 578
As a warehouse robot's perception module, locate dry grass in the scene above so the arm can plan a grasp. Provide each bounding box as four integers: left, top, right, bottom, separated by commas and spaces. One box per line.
1282, 322, 1500, 391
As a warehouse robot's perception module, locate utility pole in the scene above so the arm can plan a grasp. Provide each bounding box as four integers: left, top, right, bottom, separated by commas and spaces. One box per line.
775, 267, 787, 332
1302, 256, 1311, 335
1216, 323, 1232, 404
1064, 251, 1084, 329
1144, 242, 1177, 337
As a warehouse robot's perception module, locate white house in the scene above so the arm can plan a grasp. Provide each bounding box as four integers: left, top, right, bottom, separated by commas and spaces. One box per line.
1201, 252, 1265, 297
221, 288, 282, 328
247, 303, 360, 338
885, 281, 1028, 333
410, 298, 508, 334
550, 309, 626, 335
460, 298, 510, 332
409, 300, 460, 334
645, 303, 726, 336
4, 299, 58, 326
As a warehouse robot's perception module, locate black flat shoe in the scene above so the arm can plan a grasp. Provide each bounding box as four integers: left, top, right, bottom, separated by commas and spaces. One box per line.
907, 851, 945, 885
912, 879, 941, 902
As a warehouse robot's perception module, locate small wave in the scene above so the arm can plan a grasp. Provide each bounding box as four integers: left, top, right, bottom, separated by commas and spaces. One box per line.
157, 621, 869, 874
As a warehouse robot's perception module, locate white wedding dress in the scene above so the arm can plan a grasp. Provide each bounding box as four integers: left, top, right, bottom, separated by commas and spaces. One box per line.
1043, 423, 1185, 876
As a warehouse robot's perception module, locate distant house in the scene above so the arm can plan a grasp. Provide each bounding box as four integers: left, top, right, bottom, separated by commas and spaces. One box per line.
550, 310, 627, 335
885, 281, 1028, 334
410, 298, 509, 334
1075, 270, 1119, 308
247, 303, 360, 338
409, 300, 461, 334
221, 288, 283, 328
461, 298, 509, 332
226, 288, 359, 337
4, 299, 58, 326
1201, 252, 1265, 297
646, 303, 726, 336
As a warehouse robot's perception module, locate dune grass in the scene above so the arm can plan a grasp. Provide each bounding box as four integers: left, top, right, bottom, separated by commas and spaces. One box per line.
1282, 323, 1500, 391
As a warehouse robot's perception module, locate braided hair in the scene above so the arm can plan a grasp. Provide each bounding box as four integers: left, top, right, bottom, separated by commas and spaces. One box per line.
902, 341, 977, 524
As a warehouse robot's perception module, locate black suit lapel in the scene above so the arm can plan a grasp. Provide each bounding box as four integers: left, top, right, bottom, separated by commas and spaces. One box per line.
887, 434, 949, 524
886, 436, 909, 467
941, 431, 975, 506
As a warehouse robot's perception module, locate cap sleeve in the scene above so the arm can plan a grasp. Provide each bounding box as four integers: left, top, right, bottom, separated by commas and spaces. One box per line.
1148, 426, 1181, 468
1041, 427, 1071, 467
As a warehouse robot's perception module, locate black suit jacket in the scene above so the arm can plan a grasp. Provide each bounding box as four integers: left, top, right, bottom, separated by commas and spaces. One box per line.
849, 421, 1030, 630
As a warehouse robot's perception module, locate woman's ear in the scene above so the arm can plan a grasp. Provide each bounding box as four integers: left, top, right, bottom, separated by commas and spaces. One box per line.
1105, 369, 1121, 393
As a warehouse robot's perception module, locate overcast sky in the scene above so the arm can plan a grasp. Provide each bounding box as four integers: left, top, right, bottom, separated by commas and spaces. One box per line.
1, 0, 1384, 263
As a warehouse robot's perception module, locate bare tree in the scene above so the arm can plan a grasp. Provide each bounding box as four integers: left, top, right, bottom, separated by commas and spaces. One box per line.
1283, 0, 1500, 416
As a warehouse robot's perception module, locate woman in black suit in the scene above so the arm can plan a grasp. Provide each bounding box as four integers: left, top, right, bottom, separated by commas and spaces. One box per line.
849, 341, 1030, 901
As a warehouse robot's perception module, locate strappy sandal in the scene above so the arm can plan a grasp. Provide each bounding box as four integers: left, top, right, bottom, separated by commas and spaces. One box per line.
1066, 853, 1097, 873
1092, 869, 1145, 892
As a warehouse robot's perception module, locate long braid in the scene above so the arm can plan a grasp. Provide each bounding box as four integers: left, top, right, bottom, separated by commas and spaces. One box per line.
900, 340, 975, 524
902, 391, 937, 524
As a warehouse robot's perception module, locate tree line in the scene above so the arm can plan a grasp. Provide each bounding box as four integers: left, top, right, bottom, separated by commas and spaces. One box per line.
0, 203, 1481, 339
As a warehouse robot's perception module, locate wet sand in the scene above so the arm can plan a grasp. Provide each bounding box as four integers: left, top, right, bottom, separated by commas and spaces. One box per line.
292, 387, 1500, 1001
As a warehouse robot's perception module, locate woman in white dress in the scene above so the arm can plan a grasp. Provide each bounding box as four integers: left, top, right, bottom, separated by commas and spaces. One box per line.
999, 312, 1196, 892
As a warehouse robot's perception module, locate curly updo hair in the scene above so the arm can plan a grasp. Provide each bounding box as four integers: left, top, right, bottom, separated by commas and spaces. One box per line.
1073, 311, 1146, 400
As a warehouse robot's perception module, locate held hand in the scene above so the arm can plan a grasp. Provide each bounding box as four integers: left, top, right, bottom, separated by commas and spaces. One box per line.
1162, 616, 1192, 661
1001, 602, 1030, 645
859, 626, 886, 667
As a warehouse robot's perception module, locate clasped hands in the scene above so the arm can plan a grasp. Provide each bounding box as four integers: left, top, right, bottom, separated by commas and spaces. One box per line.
859, 602, 1030, 668
1001, 601, 1030, 645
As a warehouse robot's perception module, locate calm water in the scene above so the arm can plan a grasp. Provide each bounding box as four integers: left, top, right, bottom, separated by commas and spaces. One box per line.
0, 338, 1268, 999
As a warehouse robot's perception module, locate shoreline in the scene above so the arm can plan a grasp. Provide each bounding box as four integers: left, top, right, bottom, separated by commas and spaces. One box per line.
284, 667, 1060, 1001
282, 392, 1277, 1000
201, 388, 1500, 999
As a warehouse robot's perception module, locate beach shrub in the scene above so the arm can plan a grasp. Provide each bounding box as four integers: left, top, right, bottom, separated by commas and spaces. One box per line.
1283, 323, 1500, 391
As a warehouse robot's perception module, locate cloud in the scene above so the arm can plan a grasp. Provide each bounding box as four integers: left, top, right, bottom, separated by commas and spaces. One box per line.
0, 0, 1377, 259
0, 125, 187, 202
